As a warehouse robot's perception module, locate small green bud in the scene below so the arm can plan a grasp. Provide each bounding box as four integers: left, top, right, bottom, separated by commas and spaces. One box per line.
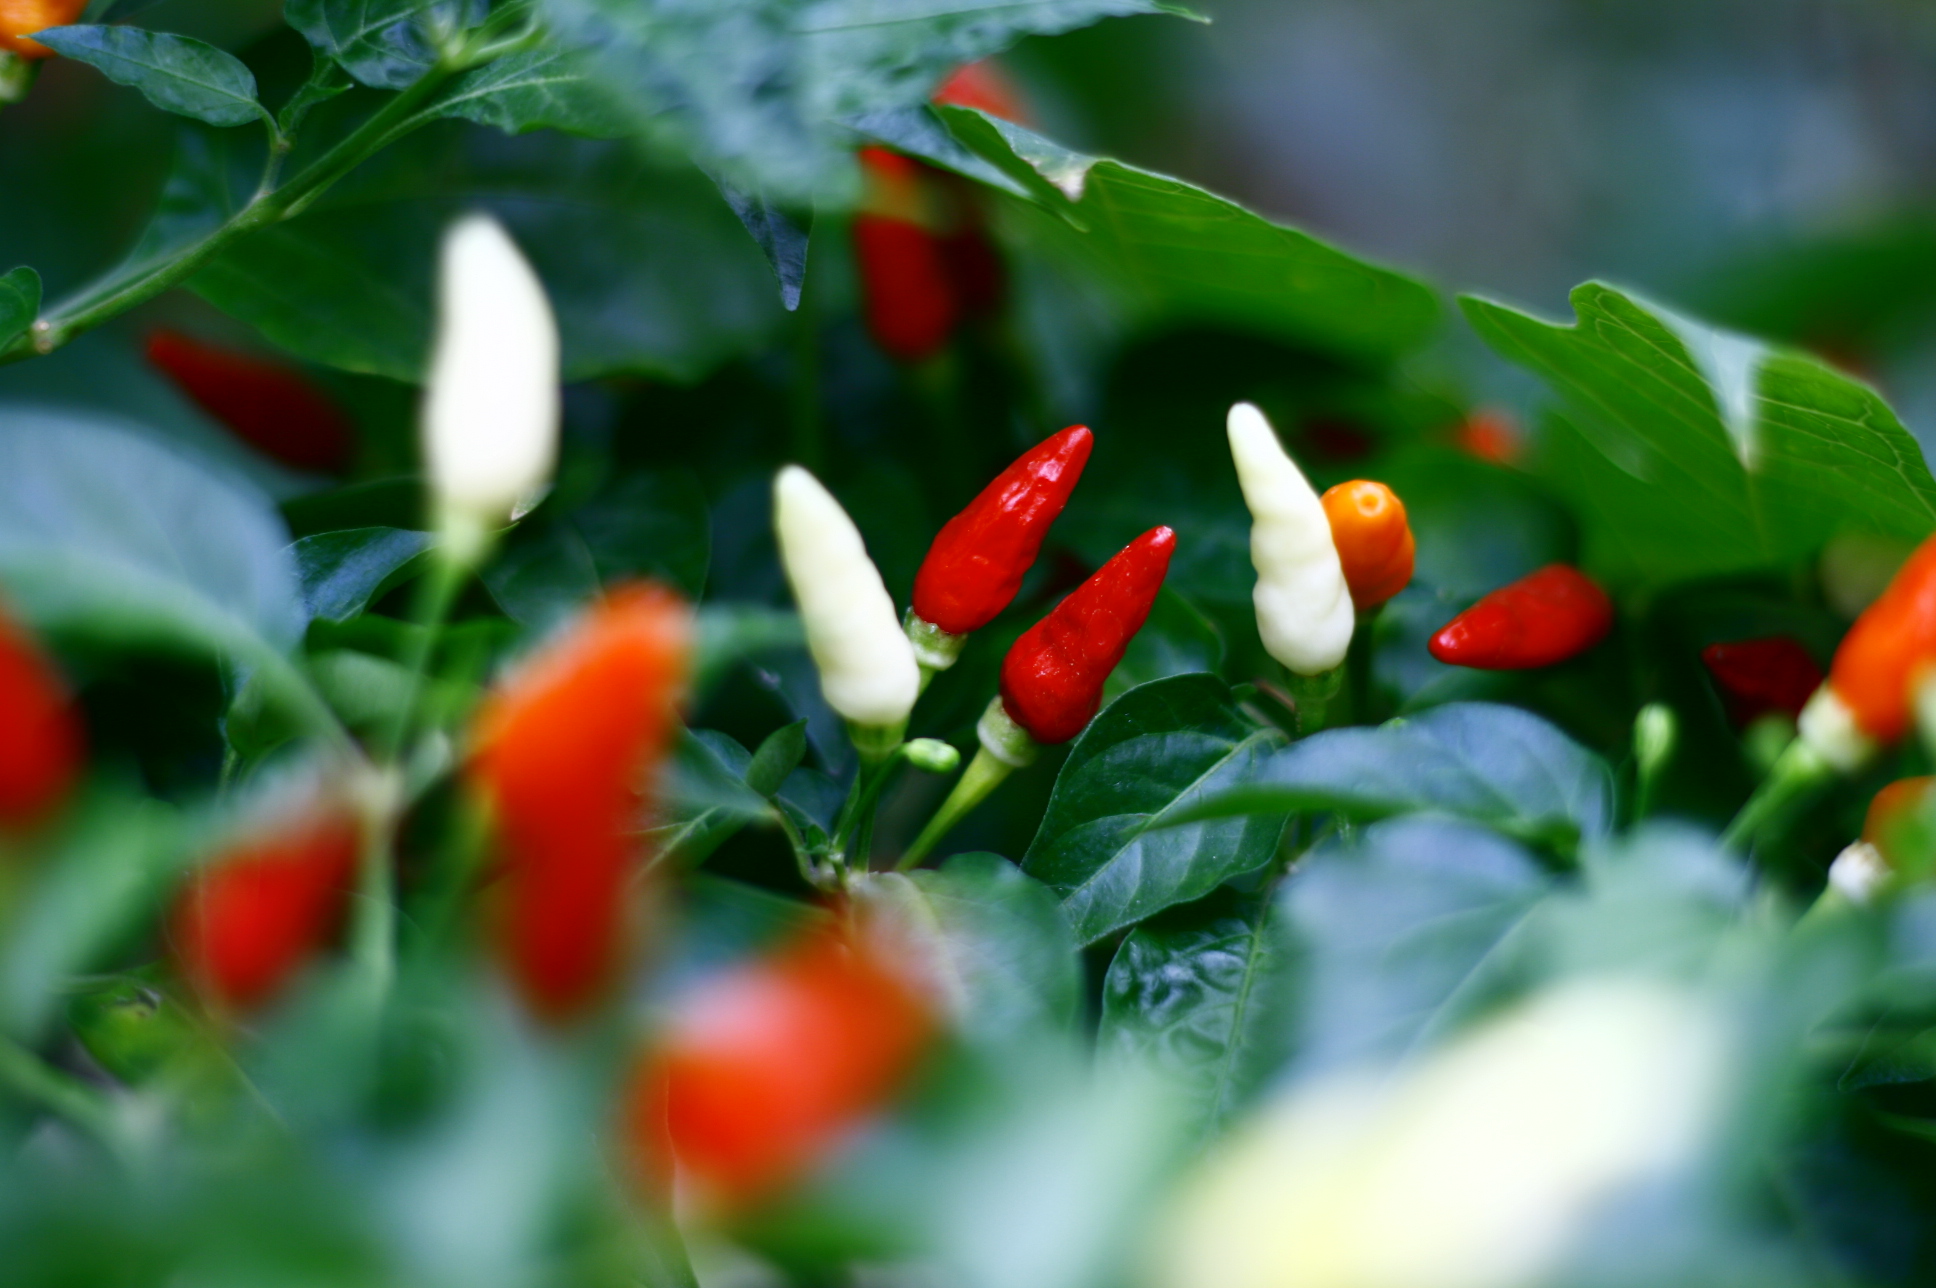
1742, 713, 1795, 777
903, 738, 961, 774
1633, 703, 1676, 777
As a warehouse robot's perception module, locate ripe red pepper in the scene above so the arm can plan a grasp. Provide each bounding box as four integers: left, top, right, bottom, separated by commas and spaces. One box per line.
1452, 408, 1522, 466
911, 425, 1094, 636
0, 0, 84, 59
171, 803, 360, 1012
1428, 564, 1612, 670
1000, 526, 1176, 744
0, 601, 82, 827
1819, 535, 1936, 743
1700, 636, 1823, 727
932, 60, 1030, 124
145, 330, 356, 475
627, 919, 934, 1207
469, 583, 690, 1022
1320, 479, 1415, 611
854, 148, 958, 364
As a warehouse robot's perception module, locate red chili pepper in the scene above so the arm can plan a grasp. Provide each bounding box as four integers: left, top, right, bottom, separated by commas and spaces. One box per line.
1453, 408, 1522, 466
627, 919, 934, 1208
853, 148, 958, 364
1820, 535, 1936, 743
1700, 636, 1823, 727
0, 601, 82, 828
1428, 564, 1612, 670
932, 60, 1030, 124
0, 0, 84, 59
145, 330, 357, 475
1320, 479, 1415, 611
911, 425, 1094, 636
1000, 526, 1175, 744
171, 803, 360, 1012
469, 583, 690, 1022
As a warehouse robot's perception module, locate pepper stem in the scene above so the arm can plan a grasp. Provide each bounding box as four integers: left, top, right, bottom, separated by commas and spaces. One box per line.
1720, 736, 1833, 852
1283, 665, 1344, 735
899, 746, 1013, 870
905, 610, 966, 695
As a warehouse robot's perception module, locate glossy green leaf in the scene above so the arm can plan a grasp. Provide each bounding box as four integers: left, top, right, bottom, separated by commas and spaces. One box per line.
942, 107, 1442, 366
1463, 282, 1936, 585
1282, 815, 1551, 1072
422, 46, 630, 138
0, 410, 304, 654
292, 526, 431, 623
284, 0, 481, 89
657, 730, 777, 868
483, 471, 711, 627
1174, 701, 1613, 848
1099, 889, 1292, 1139
34, 26, 267, 128
537, 0, 1188, 203
0, 267, 39, 350
861, 853, 1080, 1044
1024, 674, 1288, 945
187, 132, 785, 381
709, 176, 811, 312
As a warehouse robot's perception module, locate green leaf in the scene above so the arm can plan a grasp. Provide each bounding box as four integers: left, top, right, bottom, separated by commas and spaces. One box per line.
284, 0, 481, 90
844, 103, 1028, 197
1098, 889, 1292, 1139
657, 730, 778, 868
1024, 674, 1288, 945
709, 176, 811, 312
1282, 816, 1551, 1072
186, 131, 786, 382
1462, 282, 1936, 585
745, 719, 809, 798
422, 45, 631, 138
1174, 701, 1613, 849
0, 266, 39, 350
0, 410, 304, 656
293, 527, 431, 623
860, 853, 1080, 1045
692, 604, 805, 700
483, 471, 711, 627
34, 26, 267, 128
941, 107, 1442, 366
538, 0, 1187, 203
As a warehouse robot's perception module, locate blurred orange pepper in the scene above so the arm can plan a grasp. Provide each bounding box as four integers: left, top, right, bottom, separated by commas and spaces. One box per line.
1817, 535, 1936, 746
1320, 479, 1415, 610
171, 801, 360, 1012
626, 917, 935, 1209
0, 600, 82, 828
469, 583, 689, 1022
1863, 776, 1935, 873
0, 0, 84, 60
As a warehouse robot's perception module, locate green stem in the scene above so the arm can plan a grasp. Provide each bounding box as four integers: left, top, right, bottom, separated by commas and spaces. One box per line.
899, 746, 1014, 870
378, 550, 469, 764
0, 57, 460, 366
0, 1039, 130, 1165
1720, 739, 1833, 853
350, 776, 402, 1007
1283, 665, 1344, 736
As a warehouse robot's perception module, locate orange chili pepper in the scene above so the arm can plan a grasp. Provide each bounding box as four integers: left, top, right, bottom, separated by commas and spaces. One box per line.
469, 583, 689, 1022
1320, 480, 1415, 610
1819, 535, 1936, 744
0, 0, 85, 60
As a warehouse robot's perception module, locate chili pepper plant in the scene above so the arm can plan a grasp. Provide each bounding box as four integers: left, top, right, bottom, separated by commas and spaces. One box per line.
5, 3, 1936, 1287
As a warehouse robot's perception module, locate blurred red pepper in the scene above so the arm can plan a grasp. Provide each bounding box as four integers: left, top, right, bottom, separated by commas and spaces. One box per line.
1320, 479, 1415, 611
1428, 564, 1612, 670
469, 583, 690, 1022
1815, 535, 1936, 745
0, 601, 82, 828
1453, 408, 1522, 466
1700, 636, 1822, 727
171, 802, 360, 1012
911, 425, 1094, 636
854, 149, 959, 364
932, 59, 1030, 124
627, 918, 934, 1207
0, 0, 84, 59
145, 330, 357, 475
1000, 526, 1175, 744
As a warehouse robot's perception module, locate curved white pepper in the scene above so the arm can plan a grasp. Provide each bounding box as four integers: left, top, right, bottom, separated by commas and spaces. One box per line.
773, 466, 920, 730
1226, 402, 1353, 675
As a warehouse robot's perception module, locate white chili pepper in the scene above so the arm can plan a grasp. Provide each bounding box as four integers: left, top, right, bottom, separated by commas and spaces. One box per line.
1227, 402, 1354, 675
773, 466, 920, 736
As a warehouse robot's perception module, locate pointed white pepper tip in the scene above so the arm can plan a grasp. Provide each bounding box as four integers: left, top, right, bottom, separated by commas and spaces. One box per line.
423, 212, 560, 531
